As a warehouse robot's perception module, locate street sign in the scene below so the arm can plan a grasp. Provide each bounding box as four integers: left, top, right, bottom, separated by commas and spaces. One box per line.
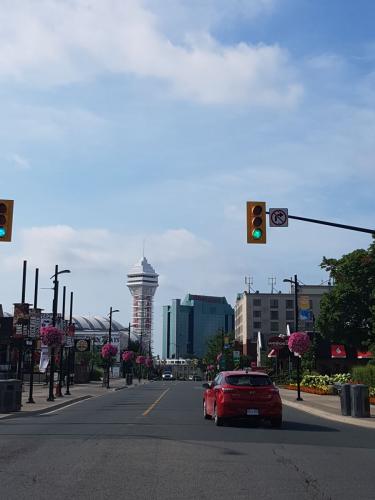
233, 350, 240, 361
268, 336, 288, 349
269, 208, 288, 227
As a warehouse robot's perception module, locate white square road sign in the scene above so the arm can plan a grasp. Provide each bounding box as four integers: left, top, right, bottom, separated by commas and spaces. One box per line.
269, 208, 288, 227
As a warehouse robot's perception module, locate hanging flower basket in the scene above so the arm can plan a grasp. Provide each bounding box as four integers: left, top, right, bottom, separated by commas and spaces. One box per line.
122, 350, 135, 362
136, 355, 146, 365
101, 343, 118, 359
145, 357, 153, 368
40, 326, 64, 347
288, 332, 311, 356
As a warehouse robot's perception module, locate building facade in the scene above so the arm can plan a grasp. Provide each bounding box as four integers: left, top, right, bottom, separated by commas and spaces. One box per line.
235, 284, 331, 354
162, 294, 235, 359
127, 257, 158, 355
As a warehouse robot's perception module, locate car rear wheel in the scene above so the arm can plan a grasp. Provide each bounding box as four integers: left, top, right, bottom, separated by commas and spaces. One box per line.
213, 404, 224, 426
270, 416, 282, 428
203, 400, 211, 420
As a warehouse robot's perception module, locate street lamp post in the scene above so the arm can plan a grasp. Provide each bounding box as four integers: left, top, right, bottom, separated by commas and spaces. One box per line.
283, 274, 303, 401
47, 266, 70, 402
65, 291, 74, 395
106, 307, 119, 389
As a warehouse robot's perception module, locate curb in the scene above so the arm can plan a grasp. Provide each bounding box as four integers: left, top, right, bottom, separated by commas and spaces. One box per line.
282, 399, 375, 429
0, 395, 93, 420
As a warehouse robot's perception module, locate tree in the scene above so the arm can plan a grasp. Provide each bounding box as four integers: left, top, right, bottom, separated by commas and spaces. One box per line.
204, 330, 235, 370
317, 238, 375, 350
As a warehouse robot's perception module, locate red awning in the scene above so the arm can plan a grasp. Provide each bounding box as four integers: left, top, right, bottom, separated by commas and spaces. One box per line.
331, 344, 346, 358
356, 350, 373, 359
267, 349, 277, 358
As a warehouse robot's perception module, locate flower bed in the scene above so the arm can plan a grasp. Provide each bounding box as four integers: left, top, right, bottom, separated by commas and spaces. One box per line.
282, 384, 333, 395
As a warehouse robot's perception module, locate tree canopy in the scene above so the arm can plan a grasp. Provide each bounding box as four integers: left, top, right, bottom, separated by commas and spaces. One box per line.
317, 238, 375, 351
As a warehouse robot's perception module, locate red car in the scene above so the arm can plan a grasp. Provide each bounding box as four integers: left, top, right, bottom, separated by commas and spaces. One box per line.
202, 370, 282, 427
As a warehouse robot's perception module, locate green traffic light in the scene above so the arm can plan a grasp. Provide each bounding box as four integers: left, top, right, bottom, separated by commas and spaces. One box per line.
252, 228, 262, 239
0, 227, 6, 238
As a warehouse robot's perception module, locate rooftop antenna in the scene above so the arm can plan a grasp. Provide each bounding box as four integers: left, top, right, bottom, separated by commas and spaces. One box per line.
268, 277, 276, 294
142, 238, 146, 258
245, 276, 254, 293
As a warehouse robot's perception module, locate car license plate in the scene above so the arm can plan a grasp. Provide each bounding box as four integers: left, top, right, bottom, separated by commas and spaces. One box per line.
247, 409, 259, 416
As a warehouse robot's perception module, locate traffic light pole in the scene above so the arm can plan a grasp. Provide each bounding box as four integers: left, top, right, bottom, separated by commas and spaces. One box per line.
266, 212, 375, 235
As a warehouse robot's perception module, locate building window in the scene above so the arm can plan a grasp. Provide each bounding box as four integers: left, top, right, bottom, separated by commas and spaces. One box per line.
286, 310, 294, 321
253, 310, 261, 318
270, 322, 279, 332
253, 322, 261, 329
270, 310, 279, 320
253, 299, 261, 307
286, 299, 294, 309
270, 299, 278, 309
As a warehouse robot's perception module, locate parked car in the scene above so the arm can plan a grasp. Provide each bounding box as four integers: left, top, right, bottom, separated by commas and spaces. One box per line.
188, 374, 202, 381
202, 370, 282, 427
162, 372, 174, 381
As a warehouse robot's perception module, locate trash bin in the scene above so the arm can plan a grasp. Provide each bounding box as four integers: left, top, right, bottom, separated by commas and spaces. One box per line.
126, 373, 133, 385
0, 379, 22, 412
351, 384, 370, 418
340, 384, 352, 416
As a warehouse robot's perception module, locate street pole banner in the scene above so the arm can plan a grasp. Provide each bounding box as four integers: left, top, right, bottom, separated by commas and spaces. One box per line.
29, 308, 42, 338
39, 346, 49, 373
13, 303, 30, 337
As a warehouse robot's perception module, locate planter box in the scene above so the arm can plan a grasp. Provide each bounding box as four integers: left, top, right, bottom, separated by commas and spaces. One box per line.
282, 385, 331, 395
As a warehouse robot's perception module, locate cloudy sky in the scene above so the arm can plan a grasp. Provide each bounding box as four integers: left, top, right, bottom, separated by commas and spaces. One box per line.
1, 0, 374, 354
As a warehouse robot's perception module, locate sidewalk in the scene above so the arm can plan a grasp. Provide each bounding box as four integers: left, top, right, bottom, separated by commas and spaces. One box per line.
280, 388, 375, 429
0, 377, 148, 419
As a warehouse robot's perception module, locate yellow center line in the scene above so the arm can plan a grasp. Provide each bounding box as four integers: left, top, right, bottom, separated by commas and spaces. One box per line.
142, 388, 170, 416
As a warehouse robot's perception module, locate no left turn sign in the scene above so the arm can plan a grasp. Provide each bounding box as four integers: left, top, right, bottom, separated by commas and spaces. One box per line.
269, 208, 288, 227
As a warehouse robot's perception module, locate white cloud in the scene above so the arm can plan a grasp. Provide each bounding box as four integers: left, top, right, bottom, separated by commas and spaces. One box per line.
8, 153, 30, 170
0, 0, 301, 106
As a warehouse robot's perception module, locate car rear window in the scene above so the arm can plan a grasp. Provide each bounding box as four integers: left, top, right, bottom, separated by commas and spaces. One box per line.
225, 375, 272, 386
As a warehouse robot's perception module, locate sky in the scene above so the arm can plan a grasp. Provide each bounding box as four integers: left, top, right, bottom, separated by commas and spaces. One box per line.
1, 0, 375, 355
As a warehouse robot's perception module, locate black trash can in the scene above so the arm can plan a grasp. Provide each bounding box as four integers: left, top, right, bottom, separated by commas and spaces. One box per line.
126, 373, 133, 385
350, 384, 370, 418
340, 383, 352, 416
0, 379, 22, 412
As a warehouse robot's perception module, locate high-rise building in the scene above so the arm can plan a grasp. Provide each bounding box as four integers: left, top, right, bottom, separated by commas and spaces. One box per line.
127, 257, 158, 355
162, 294, 234, 359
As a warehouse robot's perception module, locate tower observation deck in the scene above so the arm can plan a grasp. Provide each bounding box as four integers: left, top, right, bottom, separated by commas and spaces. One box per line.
126, 257, 158, 355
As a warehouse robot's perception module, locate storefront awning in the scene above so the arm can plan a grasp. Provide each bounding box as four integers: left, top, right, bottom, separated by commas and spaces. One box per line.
267, 349, 277, 358
331, 344, 346, 358
356, 350, 373, 359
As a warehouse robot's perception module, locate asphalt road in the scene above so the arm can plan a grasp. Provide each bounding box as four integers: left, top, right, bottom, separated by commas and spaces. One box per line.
0, 381, 374, 500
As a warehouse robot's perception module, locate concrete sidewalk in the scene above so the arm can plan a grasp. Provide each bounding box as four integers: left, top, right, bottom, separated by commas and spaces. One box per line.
0, 377, 148, 419
280, 387, 375, 429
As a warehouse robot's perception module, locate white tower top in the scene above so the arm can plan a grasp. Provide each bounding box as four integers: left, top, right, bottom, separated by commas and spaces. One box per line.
127, 257, 158, 355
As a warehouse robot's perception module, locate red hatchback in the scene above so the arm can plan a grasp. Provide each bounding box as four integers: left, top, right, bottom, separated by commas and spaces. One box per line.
202, 370, 282, 427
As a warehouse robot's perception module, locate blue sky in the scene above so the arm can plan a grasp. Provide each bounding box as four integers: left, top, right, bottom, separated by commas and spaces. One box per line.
1, 0, 374, 354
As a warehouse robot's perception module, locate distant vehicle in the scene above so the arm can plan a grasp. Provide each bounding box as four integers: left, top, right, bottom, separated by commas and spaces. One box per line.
202, 370, 282, 427
162, 372, 174, 381
189, 374, 202, 381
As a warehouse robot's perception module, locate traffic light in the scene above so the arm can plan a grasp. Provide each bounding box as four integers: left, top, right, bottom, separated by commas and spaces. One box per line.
0, 199, 14, 242
247, 201, 266, 244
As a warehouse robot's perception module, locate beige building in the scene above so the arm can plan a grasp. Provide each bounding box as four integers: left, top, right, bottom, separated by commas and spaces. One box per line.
235, 284, 332, 352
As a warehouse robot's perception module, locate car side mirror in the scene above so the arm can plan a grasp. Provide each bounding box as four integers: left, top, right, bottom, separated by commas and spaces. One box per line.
202, 382, 211, 389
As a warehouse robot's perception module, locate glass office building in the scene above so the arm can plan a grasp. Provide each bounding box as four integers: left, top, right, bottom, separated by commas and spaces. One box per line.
162, 294, 234, 359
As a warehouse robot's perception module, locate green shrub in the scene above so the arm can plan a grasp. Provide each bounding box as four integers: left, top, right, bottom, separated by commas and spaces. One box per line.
351, 365, 375, 388
90, 367, 103, 381
301, 373, 351, 389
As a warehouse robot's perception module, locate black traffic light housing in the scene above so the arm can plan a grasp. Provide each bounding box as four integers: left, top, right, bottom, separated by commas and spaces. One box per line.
0, 199, 14, 242
247, 201, 266, 244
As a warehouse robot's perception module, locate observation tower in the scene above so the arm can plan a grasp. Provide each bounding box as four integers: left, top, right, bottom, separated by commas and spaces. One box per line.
126, 257, 158, 355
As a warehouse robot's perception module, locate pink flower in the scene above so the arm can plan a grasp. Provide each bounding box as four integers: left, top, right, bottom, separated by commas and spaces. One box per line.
288, 332, 311, 356
40, 326, 64, 347
122, 350, 135, 362
136, 355, 146, 365
145, 357, 153, 368
101, 343, 118, 359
